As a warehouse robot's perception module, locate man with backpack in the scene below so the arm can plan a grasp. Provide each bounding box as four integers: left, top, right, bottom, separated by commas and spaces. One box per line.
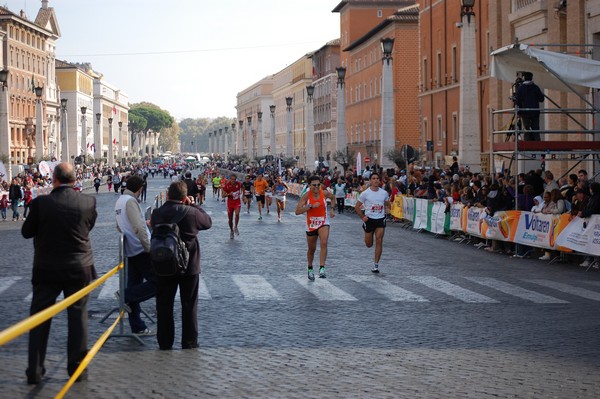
114, 175, 156, 336
150, 181, 212, 350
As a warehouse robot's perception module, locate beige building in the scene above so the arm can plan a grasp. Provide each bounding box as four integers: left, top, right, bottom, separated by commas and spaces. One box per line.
235, 75, 274, 159
0, 2, 60, 165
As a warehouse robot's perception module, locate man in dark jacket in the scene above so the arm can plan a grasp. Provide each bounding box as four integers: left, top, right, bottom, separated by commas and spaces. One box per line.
151, 181, 212, 350
183, 171, 199, 203
22, 162, 97, 384
8, 177, 22, 221
515, 72, 544, 141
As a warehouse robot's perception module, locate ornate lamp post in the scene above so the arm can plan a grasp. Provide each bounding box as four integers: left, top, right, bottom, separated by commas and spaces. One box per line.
269, 105, 276, 159
118, 121, 123, 162
238, 122, 243, 158
108, 117, 114, 166
257, 111, 263, 158
306, 85, 315, 171
335, 67, 347, 172
80, 106, 87, 165
231, 123, 236, 155
224, 126, 229, 161
285, 96, 293, 158
380, 37, 395, 170
60, 98, 69, 162
35, 86, 44, 160
247, 116, 253, 158
458, 0, 481, 171
95, 112, 101, 160
0, 70, 10, 178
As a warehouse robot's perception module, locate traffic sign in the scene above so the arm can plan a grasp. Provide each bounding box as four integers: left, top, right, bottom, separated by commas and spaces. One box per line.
364, 156, 370, 162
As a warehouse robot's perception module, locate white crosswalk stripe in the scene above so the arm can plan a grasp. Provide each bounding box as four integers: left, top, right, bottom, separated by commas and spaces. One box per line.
4, 275, 600, 304
290, 275, 357, 301
232, 275, 282, 300
526, 279, 600, 301
465, 277, 568, 304
409, 276, 498, 303
199, 276, 211, 300
97, 276, 120, 300
0, 276, 22, 295
348, 275, 428, 302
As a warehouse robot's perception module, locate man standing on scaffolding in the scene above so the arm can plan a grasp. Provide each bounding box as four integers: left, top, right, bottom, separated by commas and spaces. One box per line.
515, 72, 545, 141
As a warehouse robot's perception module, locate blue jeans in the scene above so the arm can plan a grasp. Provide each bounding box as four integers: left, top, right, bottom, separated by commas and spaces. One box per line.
1, 207, 6, 219
11, 200, 19, 219
124, 252, 157, 333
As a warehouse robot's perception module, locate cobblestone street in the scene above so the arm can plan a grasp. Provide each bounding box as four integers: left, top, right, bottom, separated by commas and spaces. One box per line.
1, 176, 600, 398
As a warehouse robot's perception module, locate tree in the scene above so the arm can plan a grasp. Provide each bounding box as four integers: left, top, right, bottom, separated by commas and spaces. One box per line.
385, 148, 407, 170
128, 113, 147, 152
332, 148, 356, 174
159, 123, 180, 153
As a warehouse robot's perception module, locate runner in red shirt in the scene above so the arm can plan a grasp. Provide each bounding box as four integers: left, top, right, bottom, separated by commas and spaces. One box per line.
221, 174, 243, 239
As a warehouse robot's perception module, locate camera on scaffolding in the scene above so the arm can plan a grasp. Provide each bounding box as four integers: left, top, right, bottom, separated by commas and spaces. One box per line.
509, 71, 527, 103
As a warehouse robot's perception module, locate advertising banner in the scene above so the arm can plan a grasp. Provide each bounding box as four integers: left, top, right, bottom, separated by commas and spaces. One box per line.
428, 202, 449, 235
449, 203, 463, 231
556, 215, 600, 255
413, 198, 428, 230
391, 195, 404, 219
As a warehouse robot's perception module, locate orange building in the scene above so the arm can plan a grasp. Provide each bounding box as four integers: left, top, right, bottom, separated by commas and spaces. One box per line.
334, 1, 419, 170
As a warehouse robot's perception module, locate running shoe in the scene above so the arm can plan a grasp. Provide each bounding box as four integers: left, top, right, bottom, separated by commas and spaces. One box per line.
308, 269, 315, 281
230, 231, 234, 239
258, 216, 262, 220
277, 216, 281, 222
234, 227, 239, 236
133, 328, 156, 336
371, 264, 380, 273
319, 266, 326, 278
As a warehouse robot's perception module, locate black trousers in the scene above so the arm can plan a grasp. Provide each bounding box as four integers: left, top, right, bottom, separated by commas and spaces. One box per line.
27, 268, 93, 380
156, 274, 199, 350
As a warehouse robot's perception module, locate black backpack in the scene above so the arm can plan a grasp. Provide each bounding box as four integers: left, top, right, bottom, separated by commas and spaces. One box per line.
150, 207, 190, 277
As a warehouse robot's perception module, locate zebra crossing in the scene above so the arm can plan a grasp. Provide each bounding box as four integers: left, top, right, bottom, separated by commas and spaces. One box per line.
4, 274, 600, 305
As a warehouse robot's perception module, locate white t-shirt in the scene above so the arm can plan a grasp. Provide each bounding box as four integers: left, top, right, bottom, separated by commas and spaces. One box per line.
358, 187, 389, 219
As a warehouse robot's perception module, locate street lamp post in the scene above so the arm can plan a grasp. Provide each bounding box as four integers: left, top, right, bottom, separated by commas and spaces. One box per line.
0, 70, 10, 179
257, 111, 263, 158
80, 106, 87, 166
380, 37, 395, 171
118, 121, 123, 163
231, 123, 236, 155
224, 126, 229, 161
238, 122, 243, 158
95, 113, 101, 160
335, 67, 347, 173
60, 98, 69, 162
305, 85, 315, 172
285, 96, 293, 158
35, 86, 44, 161
247, 116, 253, 158
108, 117, 114, 166
458, 0, 481, 172
269, 105, 276, 159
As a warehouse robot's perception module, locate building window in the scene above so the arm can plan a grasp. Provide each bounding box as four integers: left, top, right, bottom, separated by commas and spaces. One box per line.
423, 58, 428, 90
436, 51, 442, 88
452, 113, 458, 144
437, 115, 443, 144
452, 46, 457, 82
377, 10, 383, 18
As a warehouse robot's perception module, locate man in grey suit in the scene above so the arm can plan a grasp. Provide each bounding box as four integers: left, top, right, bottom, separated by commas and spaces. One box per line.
22, 162, 97, 384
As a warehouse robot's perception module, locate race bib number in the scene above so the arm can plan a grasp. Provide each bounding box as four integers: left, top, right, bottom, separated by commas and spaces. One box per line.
370, 204, 384, 213
309, 216, 325, 230
231, 191, 240, 200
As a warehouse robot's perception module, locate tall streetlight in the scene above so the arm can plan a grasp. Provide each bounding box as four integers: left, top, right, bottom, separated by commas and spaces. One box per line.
128, 121, 136, 160
285, 96, 293, 158
0, 69, 10, 179
118, 121, 123, 162
458, 0, 481, 171
108, 117, 114, 166
257, 111, 263, 158
269, 105, 276, 159
238, 121, 243, 157
60, 98, 69, 162
219, 128, 224, 156
95, 112, 101, 160
223, 126, 229, 161
80, 106, 87, 166
231, 123, 236, 155
336, 67, 347, 172
380, 37, 395, 171
35, 86, 44, 161
306, 85, 315, 171
247, 116, 253, 158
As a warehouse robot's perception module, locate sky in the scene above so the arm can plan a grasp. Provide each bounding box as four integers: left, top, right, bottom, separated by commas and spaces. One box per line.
5, 0, 341, 120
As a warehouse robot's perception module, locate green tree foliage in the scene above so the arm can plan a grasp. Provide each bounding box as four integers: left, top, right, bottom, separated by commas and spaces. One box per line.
332, 148, 356, 173
130, 102, 174, 134
159, 123, 180, 153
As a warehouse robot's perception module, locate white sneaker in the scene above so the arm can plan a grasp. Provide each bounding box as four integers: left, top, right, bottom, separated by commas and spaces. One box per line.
234, 227, 239, 236
539, 254, 551, 260
580, 259, 591, 267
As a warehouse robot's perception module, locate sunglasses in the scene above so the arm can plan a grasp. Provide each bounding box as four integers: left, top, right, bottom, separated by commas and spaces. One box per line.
311, 183, 320, 187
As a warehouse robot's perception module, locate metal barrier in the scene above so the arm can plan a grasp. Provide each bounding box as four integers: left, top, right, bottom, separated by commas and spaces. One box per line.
99, 235, 154, 345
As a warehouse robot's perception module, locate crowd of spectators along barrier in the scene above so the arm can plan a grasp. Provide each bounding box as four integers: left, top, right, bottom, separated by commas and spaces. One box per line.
282, 181, 600, 260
